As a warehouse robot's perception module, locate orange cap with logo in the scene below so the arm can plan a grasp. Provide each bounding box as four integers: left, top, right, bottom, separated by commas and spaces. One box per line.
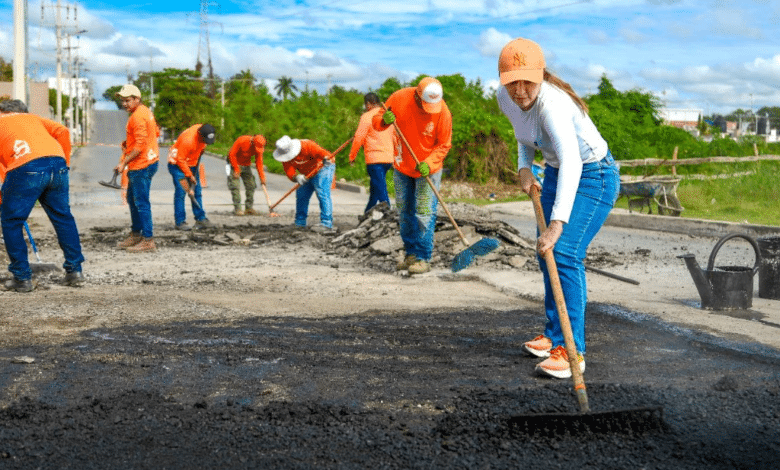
498, 38, 546, 85
415, 77, 443, 114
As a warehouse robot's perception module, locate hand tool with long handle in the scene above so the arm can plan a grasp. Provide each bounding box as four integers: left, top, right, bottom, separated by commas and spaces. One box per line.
529, 186, 589, 412
23, 221, 60, 272
99, 169, 123, 189
178, 178, 202, 210
261, 183, 279, 216
507, 186, 664, 436
381, 104, 499, 272
268, 137, 353, 212
585, 264, 639, 285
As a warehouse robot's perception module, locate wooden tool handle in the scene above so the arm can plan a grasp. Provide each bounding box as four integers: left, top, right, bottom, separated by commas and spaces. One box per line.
530, 186, 590, 413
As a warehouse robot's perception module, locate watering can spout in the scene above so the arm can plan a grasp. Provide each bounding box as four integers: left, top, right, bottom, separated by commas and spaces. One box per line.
678, 254, 713, 307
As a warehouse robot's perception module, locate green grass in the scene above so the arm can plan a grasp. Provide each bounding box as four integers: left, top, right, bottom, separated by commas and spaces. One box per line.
614, 161, 780, 225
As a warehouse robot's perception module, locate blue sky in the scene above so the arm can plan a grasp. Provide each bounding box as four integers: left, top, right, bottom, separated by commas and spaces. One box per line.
2, 0, 778, 115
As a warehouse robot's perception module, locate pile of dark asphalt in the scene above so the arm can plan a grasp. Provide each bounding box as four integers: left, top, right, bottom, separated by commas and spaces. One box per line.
1, 303, 778, 469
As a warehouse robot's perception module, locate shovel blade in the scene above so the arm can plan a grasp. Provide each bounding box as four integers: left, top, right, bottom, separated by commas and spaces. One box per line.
451, 237, 501, 272
99, 180, 122, 190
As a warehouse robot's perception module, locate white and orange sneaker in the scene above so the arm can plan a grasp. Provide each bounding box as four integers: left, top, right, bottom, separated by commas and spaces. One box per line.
535, 345, 585, 379
523, 335, 552, 358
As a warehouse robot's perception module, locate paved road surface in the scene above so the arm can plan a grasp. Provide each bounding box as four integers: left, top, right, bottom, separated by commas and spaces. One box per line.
67, 143, 780, 354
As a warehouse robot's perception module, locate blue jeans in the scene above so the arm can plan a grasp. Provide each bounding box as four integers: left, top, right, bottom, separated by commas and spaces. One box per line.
1, 157, 84, 281
127, 161, 158, 238
365, 163, 392, 213
393, 169, 440, 261
295, 162, 335, 228
168, 163, 206, 225
538, 153, 620, 354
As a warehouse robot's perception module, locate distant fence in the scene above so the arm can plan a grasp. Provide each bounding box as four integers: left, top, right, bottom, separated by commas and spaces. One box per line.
618, 144, 780, 177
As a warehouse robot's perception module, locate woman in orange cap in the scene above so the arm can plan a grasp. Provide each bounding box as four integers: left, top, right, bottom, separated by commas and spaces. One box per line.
497, 38, 620, 379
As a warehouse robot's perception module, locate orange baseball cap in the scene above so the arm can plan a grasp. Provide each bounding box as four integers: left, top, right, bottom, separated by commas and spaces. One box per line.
498, 38, 546, 85
416, 77, 443, 114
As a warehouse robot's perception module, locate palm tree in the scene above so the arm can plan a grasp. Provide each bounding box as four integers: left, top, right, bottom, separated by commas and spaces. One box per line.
274, 76, 299, 100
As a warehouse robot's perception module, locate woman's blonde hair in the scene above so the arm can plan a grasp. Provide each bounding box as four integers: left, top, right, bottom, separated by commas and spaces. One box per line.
543, 70, 588, 114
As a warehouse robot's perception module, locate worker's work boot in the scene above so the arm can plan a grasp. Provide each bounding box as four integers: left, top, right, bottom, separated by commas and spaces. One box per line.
233, 207, 245, 216
4, 278, 34, 293
63, 271, 86, 287
245, 207, 259, 215
396, 254, 418, 271
117, 232, 142, 248
407, 259, 431, 275
126, 237, 157, 253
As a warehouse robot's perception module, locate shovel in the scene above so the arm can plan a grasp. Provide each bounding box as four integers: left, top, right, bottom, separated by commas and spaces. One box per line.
99, 169, 123, 189
268, 137, 353, 212
508, 186, 663, 435
23, 221, 60, 273
381, 104, 499, 272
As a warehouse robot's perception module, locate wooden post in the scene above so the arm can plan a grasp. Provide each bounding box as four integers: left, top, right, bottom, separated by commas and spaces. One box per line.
754, 143, 759, 157
672, 146, 678, 177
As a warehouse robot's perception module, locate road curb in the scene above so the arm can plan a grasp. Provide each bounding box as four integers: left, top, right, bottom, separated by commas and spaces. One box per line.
605, 212, 780, 238
202, 150, 366, 194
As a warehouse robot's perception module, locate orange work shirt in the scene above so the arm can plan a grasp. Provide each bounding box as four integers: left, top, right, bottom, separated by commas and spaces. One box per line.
349, 107, 396, 165
169, 124, 206, 178
228, 135, 267, 184
372, 87, 452, 178
0, 112, 71, 173
123, 103, 160, 171
282, 140, 332, 181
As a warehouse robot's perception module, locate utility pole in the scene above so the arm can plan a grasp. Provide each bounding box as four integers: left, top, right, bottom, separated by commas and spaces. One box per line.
12, 0, 28, 103
55, 0, 63, 123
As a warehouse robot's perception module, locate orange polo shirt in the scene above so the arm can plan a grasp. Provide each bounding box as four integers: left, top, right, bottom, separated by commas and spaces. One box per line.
169, 124, 206, 178
123, 103, 160, 171
0, 112, 71, 172
228, 135, 267, 184
372, 87, 452, 178
282, 139, 332, 181
349, 107, 396, 165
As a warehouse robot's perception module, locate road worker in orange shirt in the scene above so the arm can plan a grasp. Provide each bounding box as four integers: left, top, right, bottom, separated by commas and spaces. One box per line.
373, 76, 452, 275
226, 134, 275, 216
167, 123, 216, 230
0, 99, 85, 292
348, 92, 397, 213
114, 84, 161, 253
272, 135, 335, 232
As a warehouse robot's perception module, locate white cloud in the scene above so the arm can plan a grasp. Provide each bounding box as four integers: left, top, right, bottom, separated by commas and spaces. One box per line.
477, 28, 513, 57
101, 35, 165, 59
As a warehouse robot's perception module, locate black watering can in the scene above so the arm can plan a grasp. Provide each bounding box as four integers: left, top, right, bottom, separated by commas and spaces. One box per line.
678, 233, 761, 310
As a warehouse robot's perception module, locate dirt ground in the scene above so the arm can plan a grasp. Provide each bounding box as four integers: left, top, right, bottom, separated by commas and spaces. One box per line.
0, 201, 779, 469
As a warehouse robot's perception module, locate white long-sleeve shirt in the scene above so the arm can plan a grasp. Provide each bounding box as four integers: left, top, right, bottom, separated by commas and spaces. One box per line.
497, 82, 608, 223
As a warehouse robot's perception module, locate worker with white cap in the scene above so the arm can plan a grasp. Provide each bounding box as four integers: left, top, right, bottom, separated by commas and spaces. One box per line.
372, 76, 452, 275
272, 135, 335, 232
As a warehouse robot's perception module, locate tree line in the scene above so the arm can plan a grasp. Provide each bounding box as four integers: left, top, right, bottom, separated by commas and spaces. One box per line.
93, 67, 777, 183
